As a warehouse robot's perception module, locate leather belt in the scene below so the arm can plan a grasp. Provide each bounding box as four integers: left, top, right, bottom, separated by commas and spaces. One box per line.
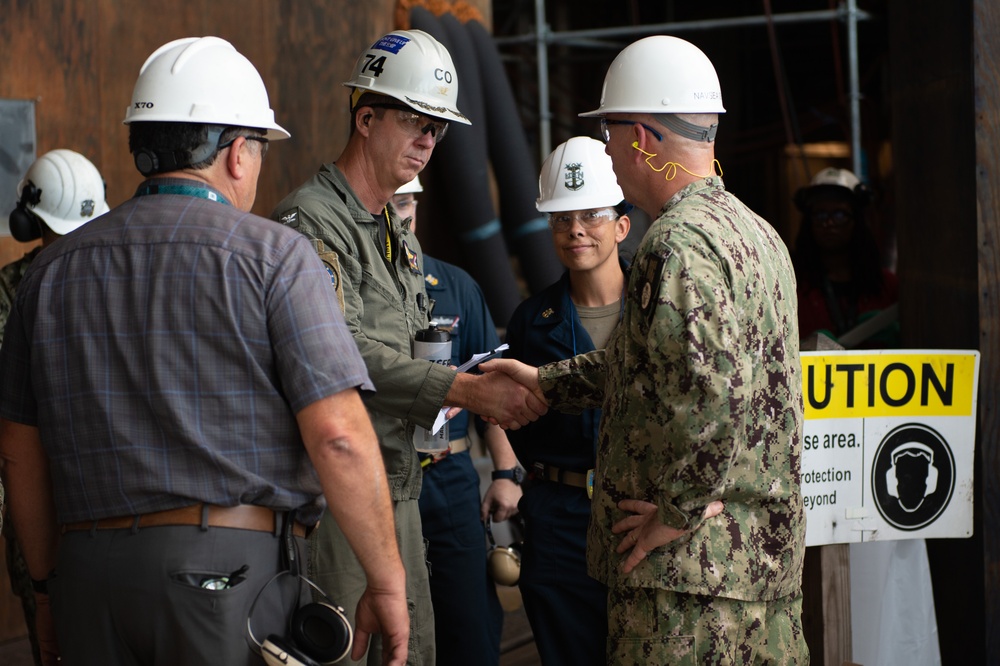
530, 462, 591, 490
420, 435, 471, 468
61, 503, 308, 537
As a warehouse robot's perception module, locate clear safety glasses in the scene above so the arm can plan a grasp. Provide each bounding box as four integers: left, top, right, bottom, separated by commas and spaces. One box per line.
548, 208, 618, 232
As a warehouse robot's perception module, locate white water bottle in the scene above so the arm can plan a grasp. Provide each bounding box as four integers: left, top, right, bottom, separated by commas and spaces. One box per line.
413, 327, 452, 453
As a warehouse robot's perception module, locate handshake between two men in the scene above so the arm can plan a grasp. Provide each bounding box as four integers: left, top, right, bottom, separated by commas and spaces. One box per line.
443, 358, 547, 430
446, 356, 727, 576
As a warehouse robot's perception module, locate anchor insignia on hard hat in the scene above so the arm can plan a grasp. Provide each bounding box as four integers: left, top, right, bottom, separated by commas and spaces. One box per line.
564, 163, 584, 191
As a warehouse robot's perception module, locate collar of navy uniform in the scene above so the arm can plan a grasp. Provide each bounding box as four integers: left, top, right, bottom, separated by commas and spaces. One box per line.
532, 272, 576, 330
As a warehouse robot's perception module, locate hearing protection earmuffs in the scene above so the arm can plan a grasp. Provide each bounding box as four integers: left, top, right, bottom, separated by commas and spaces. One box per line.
9, 180, 44, 242
248, 510, 353, 666
132, 126, 227, 177
485, 514, 523, 587
249, 573, 354, 666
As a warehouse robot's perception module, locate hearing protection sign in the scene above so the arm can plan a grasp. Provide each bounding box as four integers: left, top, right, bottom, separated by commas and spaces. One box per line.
800, 350, 979, 547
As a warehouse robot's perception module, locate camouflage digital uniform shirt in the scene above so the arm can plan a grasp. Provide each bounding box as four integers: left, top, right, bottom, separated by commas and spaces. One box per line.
0, 248, 41, 605
538, 177, 805, 602
0, 248, 40, 336
0, 248, 39, 534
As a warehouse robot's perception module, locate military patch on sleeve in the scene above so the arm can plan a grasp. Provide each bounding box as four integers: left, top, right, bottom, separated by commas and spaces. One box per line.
311, 238, 346, 313
401, 239, 421, 274
639, 249, 670, 326
279, 208, 300, 229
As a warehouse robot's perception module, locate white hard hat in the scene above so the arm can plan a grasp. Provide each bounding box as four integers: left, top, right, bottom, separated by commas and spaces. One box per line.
344, 30, 471, 125
536, 137, 625, 213
395, 176, 424, 195
15, 149, 109, 236
579, 35, 725, 117
794, 167, 873, 211
123, 37, 290, 140
810, 167, 861, 190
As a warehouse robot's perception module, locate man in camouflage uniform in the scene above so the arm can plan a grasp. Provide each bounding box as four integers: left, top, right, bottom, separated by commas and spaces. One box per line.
0, 251, 37, 662
0, 149, 109, 666
486, 35, 807, 664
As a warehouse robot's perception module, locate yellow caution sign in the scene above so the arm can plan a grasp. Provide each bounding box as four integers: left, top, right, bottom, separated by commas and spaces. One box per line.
802, 352, 977, 419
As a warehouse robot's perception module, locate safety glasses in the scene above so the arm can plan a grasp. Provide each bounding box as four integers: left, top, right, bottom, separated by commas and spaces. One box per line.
547, 208, 618, 232
600, 118, 663, 143
371, 103, 449, 143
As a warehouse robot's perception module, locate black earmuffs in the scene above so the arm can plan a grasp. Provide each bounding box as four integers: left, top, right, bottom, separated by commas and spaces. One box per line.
8, 180, 44, 242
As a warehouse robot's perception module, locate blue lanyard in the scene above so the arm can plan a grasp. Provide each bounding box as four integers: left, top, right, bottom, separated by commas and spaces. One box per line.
134, 181, 231, 206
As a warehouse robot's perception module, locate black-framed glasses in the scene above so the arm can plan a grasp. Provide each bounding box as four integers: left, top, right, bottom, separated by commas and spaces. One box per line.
370, 103, 449, 143
219, 135, 269, 158
600, 118, 663, 144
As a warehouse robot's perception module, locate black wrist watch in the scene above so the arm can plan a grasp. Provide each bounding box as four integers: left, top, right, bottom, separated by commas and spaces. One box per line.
492, 467, 525, 485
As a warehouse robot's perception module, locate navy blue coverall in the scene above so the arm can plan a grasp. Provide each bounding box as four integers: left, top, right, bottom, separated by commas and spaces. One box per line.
418, 255, 503, 665
505, 268, 620, 666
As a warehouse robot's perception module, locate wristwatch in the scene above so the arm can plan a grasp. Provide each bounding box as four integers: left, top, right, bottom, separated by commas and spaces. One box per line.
491, 466, 525, 485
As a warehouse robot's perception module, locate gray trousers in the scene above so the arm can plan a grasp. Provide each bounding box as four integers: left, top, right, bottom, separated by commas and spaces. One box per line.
52, 525, 306, 665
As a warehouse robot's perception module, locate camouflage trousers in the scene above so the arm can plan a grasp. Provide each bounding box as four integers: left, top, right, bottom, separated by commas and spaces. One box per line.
607, 586, 809, 665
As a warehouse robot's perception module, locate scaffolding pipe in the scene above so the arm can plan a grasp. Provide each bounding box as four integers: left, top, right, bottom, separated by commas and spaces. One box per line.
510, 4, 874, 172
495, 8, 874, 47
847, 0, 864, 177
535, 0, 551, 162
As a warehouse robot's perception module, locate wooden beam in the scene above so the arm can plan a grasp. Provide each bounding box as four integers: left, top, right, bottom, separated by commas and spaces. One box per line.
973, 0, 1000, 661
800, 333, 852, 666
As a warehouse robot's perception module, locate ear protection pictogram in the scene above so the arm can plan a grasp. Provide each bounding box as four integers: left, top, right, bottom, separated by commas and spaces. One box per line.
885, 441, 939, 499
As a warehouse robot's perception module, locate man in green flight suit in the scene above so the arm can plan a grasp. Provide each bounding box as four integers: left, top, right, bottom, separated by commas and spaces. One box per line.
273, 30, 545, 666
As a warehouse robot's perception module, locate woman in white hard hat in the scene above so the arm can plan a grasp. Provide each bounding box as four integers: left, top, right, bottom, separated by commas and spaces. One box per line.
503, 136, 630, 666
